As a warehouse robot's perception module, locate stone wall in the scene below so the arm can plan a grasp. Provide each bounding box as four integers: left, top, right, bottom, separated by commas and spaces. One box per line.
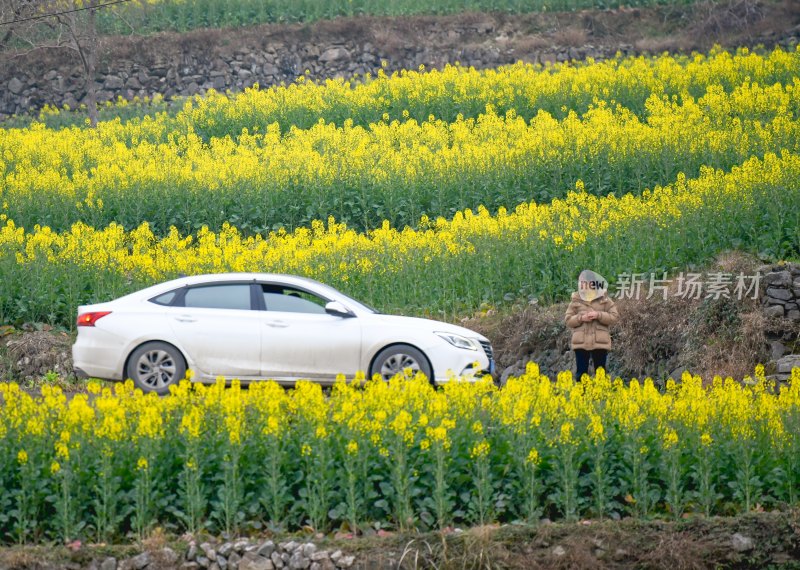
762, 264, 800, 321
1, 10, 797, 118
0, 36, 617, 117
762, 263, 800, 382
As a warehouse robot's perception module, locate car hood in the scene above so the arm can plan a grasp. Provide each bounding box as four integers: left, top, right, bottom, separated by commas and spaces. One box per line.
361, 313, 488, 341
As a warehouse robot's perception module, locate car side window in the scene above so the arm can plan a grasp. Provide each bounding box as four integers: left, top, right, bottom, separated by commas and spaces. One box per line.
184, 284, 252, 310
262, 285, 327, 314
150, 291, 178, 306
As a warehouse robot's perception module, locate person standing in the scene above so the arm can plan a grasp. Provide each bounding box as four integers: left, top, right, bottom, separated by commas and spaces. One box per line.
564, 270, 619, 381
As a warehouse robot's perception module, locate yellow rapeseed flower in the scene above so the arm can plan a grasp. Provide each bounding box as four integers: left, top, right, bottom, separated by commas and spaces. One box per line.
470, 440, 491, 459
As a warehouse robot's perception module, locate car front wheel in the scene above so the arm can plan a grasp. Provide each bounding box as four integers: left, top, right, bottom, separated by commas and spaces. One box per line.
370, 344, 433, 383
126, 341, 187, 395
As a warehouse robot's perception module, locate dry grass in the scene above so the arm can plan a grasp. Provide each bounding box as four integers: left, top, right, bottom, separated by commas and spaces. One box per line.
453, 12, 499, 26
4, 0, 799, 81
0, 548, 45, 569
464, 303, 569, 371
634, 35, 686, 53
370, 23, 414, 57
613, 295, 693, 380
3, 329, 74, 384
690, 307, 765, 381
549, 26, 589, 47
692, 0, 766, 38
2, 504, 800, 569
511, 34, 553, 54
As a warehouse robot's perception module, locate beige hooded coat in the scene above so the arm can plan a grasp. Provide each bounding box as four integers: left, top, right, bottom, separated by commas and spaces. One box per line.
564, 292, 619, 350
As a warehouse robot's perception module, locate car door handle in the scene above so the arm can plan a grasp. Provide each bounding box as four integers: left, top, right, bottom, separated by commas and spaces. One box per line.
264, 320, 288, 328
174, 315, 197, 323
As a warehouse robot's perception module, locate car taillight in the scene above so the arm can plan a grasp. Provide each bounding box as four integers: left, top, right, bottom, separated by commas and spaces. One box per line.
76, 311, 111, 327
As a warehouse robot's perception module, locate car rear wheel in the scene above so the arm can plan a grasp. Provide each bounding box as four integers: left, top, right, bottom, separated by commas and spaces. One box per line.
126, 341, 186, 395
370, 344, 433, 383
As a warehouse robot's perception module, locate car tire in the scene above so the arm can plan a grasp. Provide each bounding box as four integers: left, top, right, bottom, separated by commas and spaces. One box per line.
126, 341, 187, 395
370, 344, 433, 383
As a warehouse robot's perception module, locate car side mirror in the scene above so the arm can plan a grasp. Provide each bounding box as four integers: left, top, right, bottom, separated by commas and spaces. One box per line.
325, 301, 354, 318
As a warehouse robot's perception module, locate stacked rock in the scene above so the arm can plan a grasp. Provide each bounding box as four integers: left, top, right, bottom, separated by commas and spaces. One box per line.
761, 265, 800, 320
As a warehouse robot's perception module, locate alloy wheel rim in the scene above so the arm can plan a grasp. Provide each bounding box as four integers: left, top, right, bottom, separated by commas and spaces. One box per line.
380, 353, 421, 381
136, 350, 176, 389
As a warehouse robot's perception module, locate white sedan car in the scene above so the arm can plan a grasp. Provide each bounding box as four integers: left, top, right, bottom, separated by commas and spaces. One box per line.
72, 273, 495, 394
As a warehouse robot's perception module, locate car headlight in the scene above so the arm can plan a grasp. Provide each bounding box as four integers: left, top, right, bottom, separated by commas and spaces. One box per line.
435, 332, 478, 351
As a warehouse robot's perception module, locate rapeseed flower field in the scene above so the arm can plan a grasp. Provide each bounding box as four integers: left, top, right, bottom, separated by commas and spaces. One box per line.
2, 367, 800, 541
7, 48, 799, 235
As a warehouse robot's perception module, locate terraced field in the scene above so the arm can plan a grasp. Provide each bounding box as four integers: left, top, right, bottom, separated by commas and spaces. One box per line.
1, 48, 799, 325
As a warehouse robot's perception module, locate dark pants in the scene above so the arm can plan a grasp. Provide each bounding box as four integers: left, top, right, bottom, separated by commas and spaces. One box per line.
574, 349, 608, 381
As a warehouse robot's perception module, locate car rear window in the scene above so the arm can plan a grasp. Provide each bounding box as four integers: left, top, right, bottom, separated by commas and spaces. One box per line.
184, 284, 252, 310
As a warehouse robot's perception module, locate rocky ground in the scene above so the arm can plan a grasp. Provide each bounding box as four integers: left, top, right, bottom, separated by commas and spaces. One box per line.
3, 511, 800, 569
